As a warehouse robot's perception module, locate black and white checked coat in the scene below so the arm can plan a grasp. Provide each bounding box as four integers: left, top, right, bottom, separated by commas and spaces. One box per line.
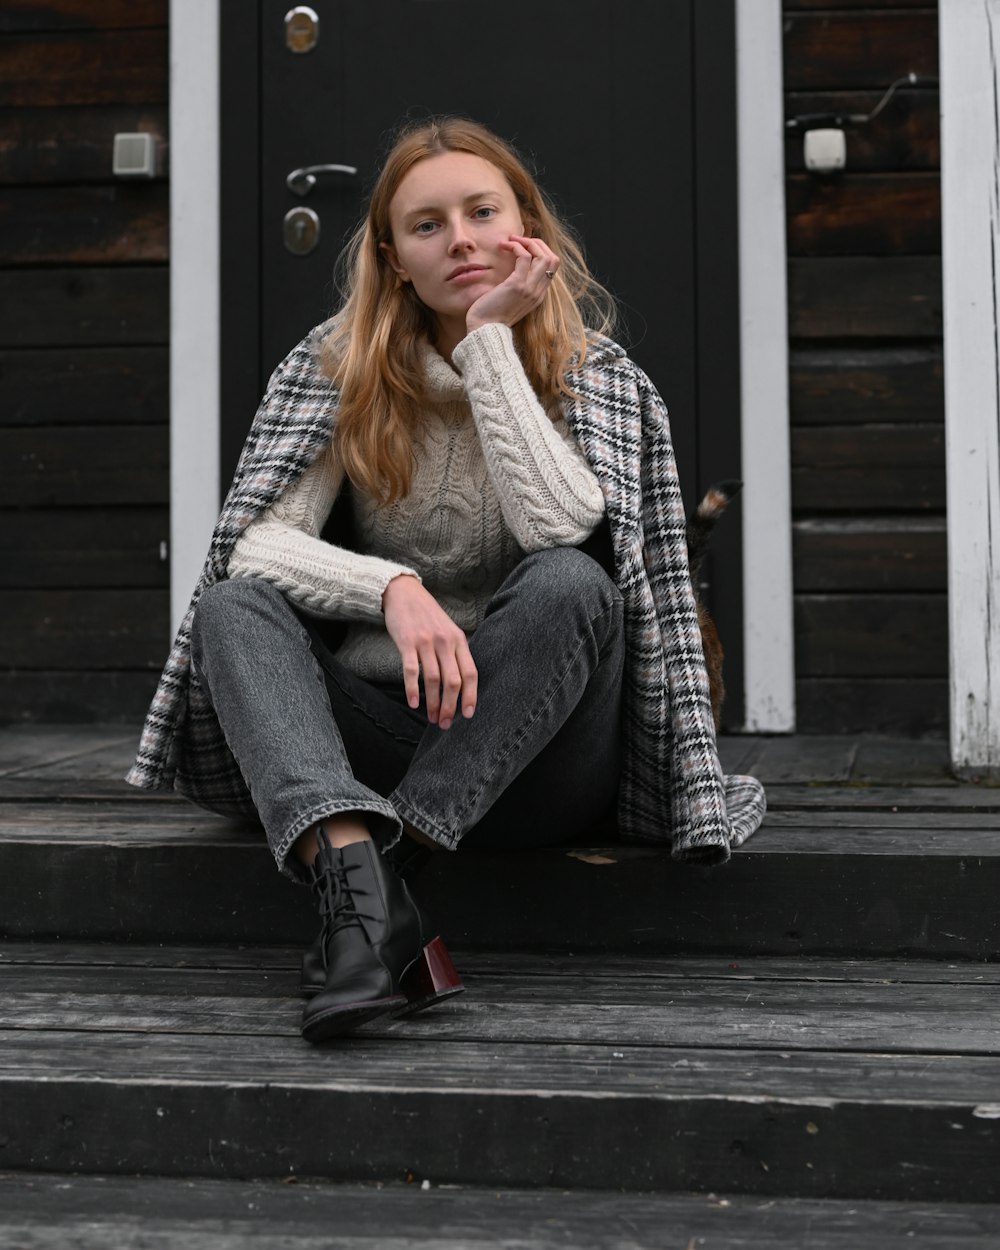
127, 322, 766, 863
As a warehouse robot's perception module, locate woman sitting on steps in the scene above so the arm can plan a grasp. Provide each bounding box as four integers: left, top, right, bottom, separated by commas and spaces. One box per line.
128, 116, 766, 1044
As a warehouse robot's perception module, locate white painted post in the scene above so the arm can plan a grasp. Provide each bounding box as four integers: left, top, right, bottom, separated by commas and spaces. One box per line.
168, 0, 221, 633
940, 1, 1000, 777
736, 0, 796, 731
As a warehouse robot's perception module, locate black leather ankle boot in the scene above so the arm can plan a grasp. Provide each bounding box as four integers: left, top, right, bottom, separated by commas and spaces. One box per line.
300, 834, 432, 995
300, 835, 426, 1042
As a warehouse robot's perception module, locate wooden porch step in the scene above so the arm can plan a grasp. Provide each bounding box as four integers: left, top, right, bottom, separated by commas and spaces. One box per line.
1, 789, 999, 956
1, 943, 998, 1202
3, 1174, 1000, 1250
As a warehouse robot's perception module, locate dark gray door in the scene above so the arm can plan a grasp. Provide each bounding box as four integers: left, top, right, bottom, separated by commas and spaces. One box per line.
257, 0, 697, 491
221, 0, 744, 723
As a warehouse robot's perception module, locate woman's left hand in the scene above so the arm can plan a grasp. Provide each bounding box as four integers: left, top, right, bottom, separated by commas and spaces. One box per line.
465, 235, 560, 334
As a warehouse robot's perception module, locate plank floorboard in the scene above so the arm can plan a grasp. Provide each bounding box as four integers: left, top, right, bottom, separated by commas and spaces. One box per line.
731, 736, 858, 784
1, 966, 998, 1055
0, 725, 960, 784
3, 1027, 998, 1107
0, 800, 251, 839
748, 826, 1000, 851
0, 779, 175, 800
4, 777, 990, 810
762, 786, 1000, 810
851, 737, 958, 785
1, 1030, 998, 1197
3, 814, 998, 955
2, 779, 989, 808
763, 809, 1000, 829
2, 738, 140, 782
2, 799, 998, 846
4, 943, 999, 986
3, 1174, 999, 1250
0, 726, 137, 777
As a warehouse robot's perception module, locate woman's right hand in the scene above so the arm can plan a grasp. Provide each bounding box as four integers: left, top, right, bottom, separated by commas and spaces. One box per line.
382, 574, 478, 729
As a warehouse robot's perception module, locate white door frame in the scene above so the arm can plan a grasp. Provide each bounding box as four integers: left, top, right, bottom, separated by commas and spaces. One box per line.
735, 0, 796, 732
169, 0, 220, 632
169, 0, 798, 731
939, 0, 1000, 777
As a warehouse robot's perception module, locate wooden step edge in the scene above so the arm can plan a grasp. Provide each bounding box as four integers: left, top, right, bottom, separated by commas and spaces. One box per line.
1, 1172, 999, 1247
2, 1172, 999, 1247
2, 835, 999, 957
3, 941, 1000, 983
1, 1040, 999, 1202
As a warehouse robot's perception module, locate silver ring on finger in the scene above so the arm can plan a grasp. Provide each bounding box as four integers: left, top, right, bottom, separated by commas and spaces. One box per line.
544, 270, 556, 279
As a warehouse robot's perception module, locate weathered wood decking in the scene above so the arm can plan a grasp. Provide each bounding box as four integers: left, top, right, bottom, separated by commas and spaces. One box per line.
0, 723, 964, 791
4, 1173, 1000, 1249
2, 942, 1000, 1198
0, 726, 998, 1244
0, 728, 994, 956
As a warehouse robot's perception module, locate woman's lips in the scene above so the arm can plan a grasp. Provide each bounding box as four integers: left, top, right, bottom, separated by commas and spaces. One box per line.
448, 265, 489, 282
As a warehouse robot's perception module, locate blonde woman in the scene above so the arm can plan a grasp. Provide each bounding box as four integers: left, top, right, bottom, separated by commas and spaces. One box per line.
129, 117, 766, 1044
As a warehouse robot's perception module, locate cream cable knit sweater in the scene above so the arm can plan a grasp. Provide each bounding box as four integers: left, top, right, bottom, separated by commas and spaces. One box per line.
227, 322, 606, 681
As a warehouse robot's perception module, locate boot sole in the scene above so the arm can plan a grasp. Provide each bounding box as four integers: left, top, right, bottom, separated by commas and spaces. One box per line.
300, 936, 464, 1018
298, 981, 465, 1017
301, 993, 407, 1043
391, 982, 466, 1018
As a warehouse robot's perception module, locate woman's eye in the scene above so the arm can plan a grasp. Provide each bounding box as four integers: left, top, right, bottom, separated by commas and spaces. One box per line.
414, 221, 437, 234
473, 206, 496, 219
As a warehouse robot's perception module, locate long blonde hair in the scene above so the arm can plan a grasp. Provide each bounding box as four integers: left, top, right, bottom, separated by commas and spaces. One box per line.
321, 117, 617, 504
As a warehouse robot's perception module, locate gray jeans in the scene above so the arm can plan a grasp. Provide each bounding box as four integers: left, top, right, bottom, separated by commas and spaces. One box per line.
189, 547, 624, 876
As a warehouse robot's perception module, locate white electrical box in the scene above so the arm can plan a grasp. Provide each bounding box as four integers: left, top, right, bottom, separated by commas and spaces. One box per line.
803, 128, 846, 174
113, 133, 156, 179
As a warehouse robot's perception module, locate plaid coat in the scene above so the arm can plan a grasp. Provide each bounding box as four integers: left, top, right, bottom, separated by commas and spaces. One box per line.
127, 322, 766, 863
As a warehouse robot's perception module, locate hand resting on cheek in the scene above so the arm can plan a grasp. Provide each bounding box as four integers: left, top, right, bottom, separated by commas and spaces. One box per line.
465, 234, 562, 335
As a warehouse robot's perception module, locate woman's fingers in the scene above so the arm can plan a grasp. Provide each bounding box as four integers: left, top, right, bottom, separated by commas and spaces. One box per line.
420, 648, 442, 725
435, 651, 463, 730
457, 645, 479, 720
381, 575, 477, 729
468, 236, 560, 331
422, 637, 477, 729
509, 235, 560, 278
509, 237, 560, 303
502, 236, 533, 259
438, 636, 478, 728
401, 650, 422, 710
501, 236, 560, 273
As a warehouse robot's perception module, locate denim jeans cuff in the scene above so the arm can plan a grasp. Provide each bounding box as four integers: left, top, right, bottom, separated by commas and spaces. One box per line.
274, 797, 404, 880
388, 791, 462, 852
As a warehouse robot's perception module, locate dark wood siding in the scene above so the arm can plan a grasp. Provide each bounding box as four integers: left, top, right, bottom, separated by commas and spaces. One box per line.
784, 1, 945, 733
0, 0, 169, 722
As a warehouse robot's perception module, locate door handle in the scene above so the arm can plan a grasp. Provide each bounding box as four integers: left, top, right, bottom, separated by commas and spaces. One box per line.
286, 163, 358, 196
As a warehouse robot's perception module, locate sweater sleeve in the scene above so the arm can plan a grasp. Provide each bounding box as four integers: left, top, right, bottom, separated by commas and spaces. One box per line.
450, 322, 606, 551
227, 444, 420, 620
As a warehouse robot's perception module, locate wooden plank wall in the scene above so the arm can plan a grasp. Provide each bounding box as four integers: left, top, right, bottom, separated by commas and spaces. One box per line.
0, 1, 169, 722
784, 0, 946, 733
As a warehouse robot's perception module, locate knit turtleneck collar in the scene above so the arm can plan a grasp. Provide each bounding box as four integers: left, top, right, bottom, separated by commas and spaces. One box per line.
419, 340, 467, 402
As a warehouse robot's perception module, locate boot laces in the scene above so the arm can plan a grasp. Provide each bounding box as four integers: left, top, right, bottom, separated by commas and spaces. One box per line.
313, 854, 378, 970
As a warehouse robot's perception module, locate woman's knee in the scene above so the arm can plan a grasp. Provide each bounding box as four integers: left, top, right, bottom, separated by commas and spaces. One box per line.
191, 576, 285, 653
515, 546, 621, 616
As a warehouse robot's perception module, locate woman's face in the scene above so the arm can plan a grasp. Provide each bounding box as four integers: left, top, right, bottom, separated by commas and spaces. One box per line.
381, 151, 525, 335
